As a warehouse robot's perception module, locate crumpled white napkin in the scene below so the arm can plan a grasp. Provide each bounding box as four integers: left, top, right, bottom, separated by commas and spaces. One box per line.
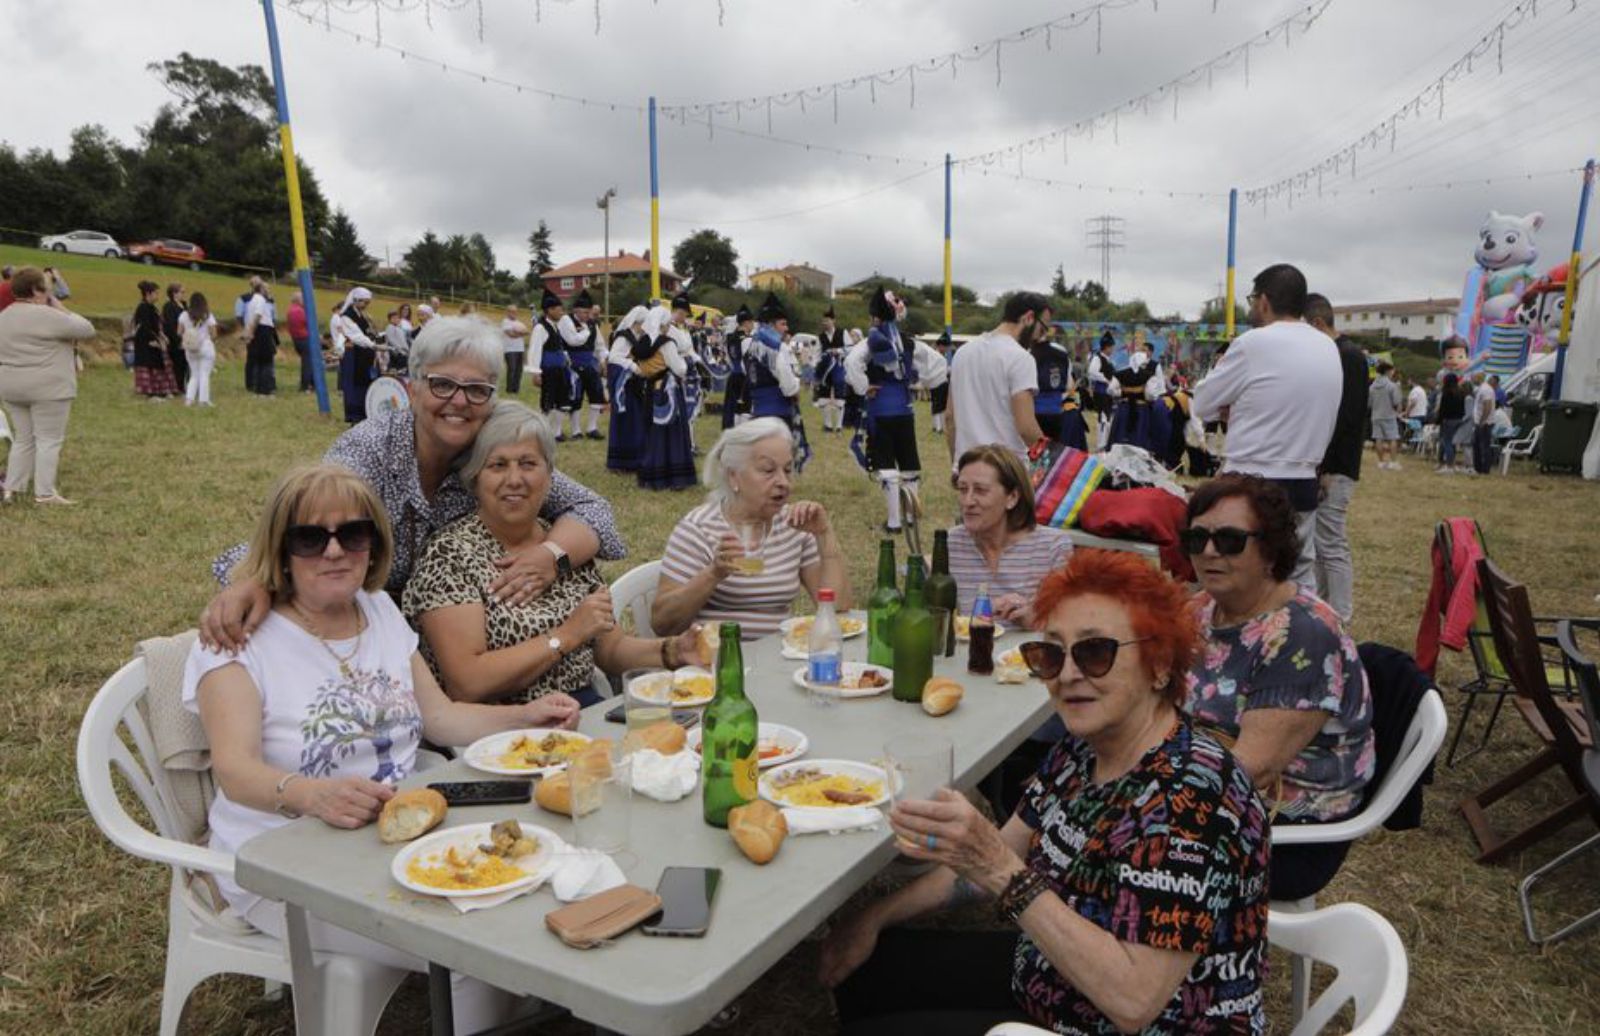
629, 748, 699, 802
781, 806, 883, 835
448, 837, 626, 914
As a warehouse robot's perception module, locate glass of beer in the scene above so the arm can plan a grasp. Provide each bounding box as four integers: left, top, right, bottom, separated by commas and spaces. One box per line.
732, 518, 768, 575
621, 668, 673, 754
883, 734, 953, 853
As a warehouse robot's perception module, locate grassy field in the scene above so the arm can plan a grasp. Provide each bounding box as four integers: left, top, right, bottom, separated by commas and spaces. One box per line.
0, 243, 423, 327
3, 353, 1600, 1034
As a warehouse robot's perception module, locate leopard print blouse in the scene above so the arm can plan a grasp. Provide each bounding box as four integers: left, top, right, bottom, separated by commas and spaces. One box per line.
402, 513, 603, 703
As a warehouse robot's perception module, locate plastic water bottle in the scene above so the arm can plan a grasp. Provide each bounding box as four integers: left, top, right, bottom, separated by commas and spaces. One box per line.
807, 588, 844, 706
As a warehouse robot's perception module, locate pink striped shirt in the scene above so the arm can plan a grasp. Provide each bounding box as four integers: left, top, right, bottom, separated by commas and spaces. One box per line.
661, 502, 821, 639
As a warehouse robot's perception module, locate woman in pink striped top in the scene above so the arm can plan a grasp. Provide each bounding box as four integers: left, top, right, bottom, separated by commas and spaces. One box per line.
948, 445, 1074, 626
654, 418, 852, 640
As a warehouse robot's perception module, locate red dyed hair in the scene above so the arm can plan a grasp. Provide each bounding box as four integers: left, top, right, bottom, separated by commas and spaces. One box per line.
1031, 548, 1198, 705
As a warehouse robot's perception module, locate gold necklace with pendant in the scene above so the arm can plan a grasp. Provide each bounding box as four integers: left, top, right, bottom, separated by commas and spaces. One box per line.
290, 599, 366, 678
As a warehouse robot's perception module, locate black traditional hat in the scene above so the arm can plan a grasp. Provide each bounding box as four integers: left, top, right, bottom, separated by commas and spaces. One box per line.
823, 305, 836, 319
670, 292, 693, 313
758, 292, 787, 323
735, 304, 754, 324
573, 288, 594, 308
868, 285, 897, 322
541, 288, 562, 311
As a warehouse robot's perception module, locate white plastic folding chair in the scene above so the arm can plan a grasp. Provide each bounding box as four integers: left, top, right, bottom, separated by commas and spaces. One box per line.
76, 655, 407, 1036
984, 903, 1409, 1036
1271, 689, 1446, 1019
610, 559, 663, 637
1499, 423, 1541, 475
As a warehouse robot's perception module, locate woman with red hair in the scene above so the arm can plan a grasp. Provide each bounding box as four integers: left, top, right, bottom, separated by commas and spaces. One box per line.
822, 549, 1270, 1036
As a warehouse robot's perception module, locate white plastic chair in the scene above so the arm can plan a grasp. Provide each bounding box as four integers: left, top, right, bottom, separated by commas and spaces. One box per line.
1410, 423, 1438, 457
76, 656, 406, 1036
1272, 689, 1446, 1019
1499, 423, 1541, 474
984, 903, 1408, 1036
610, 559, 662, 638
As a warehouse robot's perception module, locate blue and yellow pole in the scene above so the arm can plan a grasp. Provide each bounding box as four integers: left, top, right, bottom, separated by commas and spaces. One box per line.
1224, 187, 1238, 340
943, 153, 953, 337
648, 96, 661, 300
1552, 158, 1595, 399
261, 0, 330, 414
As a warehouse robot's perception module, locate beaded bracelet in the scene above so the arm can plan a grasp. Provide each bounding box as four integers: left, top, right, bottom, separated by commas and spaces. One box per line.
995, 866, 1048, 925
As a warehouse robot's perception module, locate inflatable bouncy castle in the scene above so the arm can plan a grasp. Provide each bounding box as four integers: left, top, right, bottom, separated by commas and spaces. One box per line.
1455, 209, 1545, 376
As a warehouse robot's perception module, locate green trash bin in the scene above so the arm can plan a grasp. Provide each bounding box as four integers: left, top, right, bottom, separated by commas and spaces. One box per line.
1538, 400, 1598, 473
1510, 397, 1544, 438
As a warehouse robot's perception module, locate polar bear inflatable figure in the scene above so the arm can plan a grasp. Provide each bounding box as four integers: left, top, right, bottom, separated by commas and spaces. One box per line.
1476, 210, 1544, 323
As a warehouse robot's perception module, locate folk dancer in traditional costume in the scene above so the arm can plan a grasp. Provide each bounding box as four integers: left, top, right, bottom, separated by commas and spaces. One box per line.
605, 305, 650, 473
1106, 330, 1170, 457
842, 328, 866, 431
1087, 329, 1116, 449
745, 292, 811, 470
1033, 328, 1088, 451
528, 288, 570, 431
635, 301, 698, 490
929, 331, 953, 434
813, 306, 848, 433
558, 289, 607, 440
332, 287, 380, 424
721, 304, 754, 430
846, 286, 948, 534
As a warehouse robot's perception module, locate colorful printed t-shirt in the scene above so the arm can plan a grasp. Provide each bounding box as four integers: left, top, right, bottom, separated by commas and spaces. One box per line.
1014, 718, 1270, 1035
1186, 588, 1375, 822
182, 590, 423, 915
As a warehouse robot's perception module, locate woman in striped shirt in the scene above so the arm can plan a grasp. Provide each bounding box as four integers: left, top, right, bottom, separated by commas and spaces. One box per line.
654, 418, 852, 640
948, 445, 1073, 627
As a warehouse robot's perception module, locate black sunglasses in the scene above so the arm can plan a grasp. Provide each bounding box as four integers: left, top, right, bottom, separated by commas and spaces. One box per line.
424, 374, 496, 405
1179, 526, 1263, 557
1019, 636, 1150, 681
285, 519, 380, 558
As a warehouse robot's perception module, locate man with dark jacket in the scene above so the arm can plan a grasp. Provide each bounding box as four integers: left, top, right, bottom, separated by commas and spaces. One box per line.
1308, 293, 1366, 622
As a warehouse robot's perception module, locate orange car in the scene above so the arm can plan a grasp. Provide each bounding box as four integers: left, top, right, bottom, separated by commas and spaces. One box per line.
126, 238, 206, 270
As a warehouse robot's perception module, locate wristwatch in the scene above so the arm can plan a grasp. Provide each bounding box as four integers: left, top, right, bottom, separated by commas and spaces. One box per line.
547, 635, 564, 658
542, 541, 573, 579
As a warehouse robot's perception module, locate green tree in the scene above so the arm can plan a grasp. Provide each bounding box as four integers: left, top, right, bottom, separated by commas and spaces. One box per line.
1079, 280, 1109, 311
526, 220, 554, 290
1200, 297, 1248, 326
317, 209, 373, 279
468, 233, 497, 281
402, 231, 448, 287
672, 228, 739, 289
917, 282, 977, 305
442, 234, 484, 290
1050, 264, 1069, 297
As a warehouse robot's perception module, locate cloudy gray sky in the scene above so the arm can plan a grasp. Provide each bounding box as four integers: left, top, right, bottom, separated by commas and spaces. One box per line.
5, 0, 1598, 315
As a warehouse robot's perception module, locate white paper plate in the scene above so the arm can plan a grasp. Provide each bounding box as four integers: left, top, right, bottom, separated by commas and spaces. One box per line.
789, 662, 894, 699
390, 821, 555, 899
462, 728, 593, 777
953, 615, 1009, 641
780, 611, 868, 655
759, 758, 892, 809
627, 666, 715, 707
686, 721, 808, 769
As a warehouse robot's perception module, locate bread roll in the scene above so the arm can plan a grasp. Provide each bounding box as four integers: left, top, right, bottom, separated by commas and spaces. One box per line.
697, 623, 718, 665
535, 771, 574, 815
636, 720, 686, 755
921, 676, 964, 716
378, 788, 447, 843
728, 800, 787, 865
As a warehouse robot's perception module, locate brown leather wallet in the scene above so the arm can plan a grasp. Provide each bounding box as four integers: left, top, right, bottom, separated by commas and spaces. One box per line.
544, 885, 663, 949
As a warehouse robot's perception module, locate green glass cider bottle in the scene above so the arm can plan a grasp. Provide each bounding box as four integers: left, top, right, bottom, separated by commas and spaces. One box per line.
925, 529, 959, 658
701, 622, 759, 827
867, 538, 902, 668
892, 555, 934, 703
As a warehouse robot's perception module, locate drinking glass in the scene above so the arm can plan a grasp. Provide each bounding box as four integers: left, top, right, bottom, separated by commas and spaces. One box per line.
928, 607, 954, 659
731, 518, 769, 575
884, 734, 953, 853
621, 668, 673, 755
569, 751, 631, 854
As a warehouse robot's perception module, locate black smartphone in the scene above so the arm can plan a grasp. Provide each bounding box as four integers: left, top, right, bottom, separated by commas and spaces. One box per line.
641, 866, 721, 937
426, 780, 533, 807
603, 703, 700, 730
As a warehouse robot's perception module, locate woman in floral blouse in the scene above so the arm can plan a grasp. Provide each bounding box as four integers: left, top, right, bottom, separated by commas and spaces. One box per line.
405, 401, 707, 706
1182, 473, 1375, 901
822, 550, 1269, 1035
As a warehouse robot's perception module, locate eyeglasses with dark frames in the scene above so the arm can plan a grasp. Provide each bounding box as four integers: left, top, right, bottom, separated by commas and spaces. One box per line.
424, 374, 496, 405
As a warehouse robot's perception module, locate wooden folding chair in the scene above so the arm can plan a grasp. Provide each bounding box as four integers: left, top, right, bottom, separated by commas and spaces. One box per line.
1458, 559, 1600, 864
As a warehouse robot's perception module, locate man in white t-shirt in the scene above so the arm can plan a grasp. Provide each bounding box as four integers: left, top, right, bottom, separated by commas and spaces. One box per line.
1192, 264, 1340, 593
500, 305, 528, 395
1469, 372, 1498, 475
946, 291, 1049, 468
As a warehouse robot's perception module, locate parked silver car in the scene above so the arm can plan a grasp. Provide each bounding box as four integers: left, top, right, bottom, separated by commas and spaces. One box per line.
38, 229, 124, 258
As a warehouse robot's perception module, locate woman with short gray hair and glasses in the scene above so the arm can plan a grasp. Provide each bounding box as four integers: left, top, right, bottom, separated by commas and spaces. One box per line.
201, 317, 627, 650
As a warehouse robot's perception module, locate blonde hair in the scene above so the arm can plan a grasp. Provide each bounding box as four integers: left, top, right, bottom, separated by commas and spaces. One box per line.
232, 464, 393, 600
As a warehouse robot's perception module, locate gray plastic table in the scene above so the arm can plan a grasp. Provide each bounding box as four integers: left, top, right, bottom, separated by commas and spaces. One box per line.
235, 631, 1051, 1036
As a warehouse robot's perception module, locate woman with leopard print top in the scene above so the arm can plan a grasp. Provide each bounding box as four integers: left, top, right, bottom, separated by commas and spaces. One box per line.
405, 401, 709, 705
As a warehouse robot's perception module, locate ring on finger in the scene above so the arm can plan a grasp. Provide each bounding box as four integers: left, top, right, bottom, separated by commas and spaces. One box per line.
926, 833, 937, 851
